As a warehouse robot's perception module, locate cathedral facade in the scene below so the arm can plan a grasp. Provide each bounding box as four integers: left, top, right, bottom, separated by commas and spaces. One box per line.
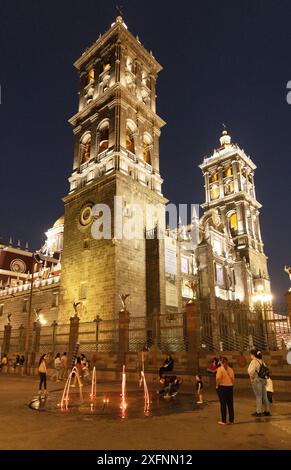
0, 17, 271, 342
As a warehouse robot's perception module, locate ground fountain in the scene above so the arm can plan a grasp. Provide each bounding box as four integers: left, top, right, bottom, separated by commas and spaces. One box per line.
28, 363, 195, 418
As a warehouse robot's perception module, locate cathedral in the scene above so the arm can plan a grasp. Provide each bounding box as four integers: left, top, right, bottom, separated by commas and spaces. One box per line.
0, 17, 272, 340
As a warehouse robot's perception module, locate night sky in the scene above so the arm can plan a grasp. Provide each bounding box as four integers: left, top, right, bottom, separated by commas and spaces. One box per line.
0, 0, 290, 303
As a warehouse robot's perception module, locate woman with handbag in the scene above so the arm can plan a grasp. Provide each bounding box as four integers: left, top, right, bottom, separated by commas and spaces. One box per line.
248, 349, 271, 417
216, 357, 235, 425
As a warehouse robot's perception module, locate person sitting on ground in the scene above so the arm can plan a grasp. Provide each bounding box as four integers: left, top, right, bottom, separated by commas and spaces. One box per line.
169, 376, 183, 397
159, 355, 174, 377
158, 375, 182, 397
158, 375, 173, 396
13, 354, 20, 370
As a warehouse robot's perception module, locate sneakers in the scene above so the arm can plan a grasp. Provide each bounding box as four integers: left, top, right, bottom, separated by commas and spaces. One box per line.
263, 411, 271, 416
218, 421, 227, 425
196, 401, 203, 404
251, 412, 262, 417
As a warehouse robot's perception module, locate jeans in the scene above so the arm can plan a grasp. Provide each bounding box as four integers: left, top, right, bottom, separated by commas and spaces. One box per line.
251, 378, 270, 413
217, 386, 234, 423
39, 372, 47, 390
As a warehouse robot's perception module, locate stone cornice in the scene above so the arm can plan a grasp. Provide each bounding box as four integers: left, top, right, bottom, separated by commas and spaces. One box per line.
199, 146, 257, 172
70, 83, 166, 129
74, 22, 162, 74
201, 192, 262, 210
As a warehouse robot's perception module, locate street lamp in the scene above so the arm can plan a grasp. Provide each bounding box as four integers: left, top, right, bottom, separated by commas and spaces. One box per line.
252, 286, 273, 350
24, 253, 43, 375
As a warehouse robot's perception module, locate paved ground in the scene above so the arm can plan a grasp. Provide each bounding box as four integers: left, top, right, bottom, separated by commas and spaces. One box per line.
0, 374, 290, 450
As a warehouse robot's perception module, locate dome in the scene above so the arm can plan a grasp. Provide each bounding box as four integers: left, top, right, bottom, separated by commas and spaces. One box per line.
53, 216, 64, 228
220, 130, 231, 147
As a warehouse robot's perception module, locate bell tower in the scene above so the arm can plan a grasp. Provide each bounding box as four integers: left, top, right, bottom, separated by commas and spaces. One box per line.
59, 17, 166, 322
199, 130, 271, 304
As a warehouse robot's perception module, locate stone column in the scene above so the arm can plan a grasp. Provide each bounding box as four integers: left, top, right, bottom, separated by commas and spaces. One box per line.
68, 314, 79, 366
232, 161, 239, 193
204, 171, 210, 203
218, 166, 224, 199
185, 301, 201, 373
118, 309, 130, 365
3, 323, 12, 354
18, 324, 25, 352
51, 320, 58, 356
150, 74, 156, 113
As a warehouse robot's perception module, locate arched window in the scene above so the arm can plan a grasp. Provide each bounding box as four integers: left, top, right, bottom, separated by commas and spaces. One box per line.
228, 212, 238, 237
210, 172, 218, 183
126, 56, 133, 73
223, 166, 232, 178
224, 181, 234, 195
87, 68, 94, 85
210, 184, 219, 200
143, 134, 152, 164
80, 133, 91, 164
98, 122, 109, 154
126, 121, 136, 154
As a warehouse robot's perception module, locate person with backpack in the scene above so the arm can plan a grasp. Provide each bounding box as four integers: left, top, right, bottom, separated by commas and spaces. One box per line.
248, 349, 271, 417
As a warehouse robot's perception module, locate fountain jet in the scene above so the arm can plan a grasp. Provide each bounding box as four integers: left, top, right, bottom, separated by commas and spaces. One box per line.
60, 366, 83, 410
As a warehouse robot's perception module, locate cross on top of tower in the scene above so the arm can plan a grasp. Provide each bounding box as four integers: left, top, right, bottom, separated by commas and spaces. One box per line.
116, 4, 124, 20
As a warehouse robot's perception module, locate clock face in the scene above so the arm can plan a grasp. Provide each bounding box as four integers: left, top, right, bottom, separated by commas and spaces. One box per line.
80, 204, 93, 226
10, 259, 26, 273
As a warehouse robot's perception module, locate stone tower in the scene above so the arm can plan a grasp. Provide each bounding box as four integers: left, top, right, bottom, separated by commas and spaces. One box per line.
59, 17, 166, 323
199, 130, 271, 305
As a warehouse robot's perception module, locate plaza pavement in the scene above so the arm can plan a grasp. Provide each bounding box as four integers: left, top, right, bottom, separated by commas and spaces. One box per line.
0, 374, 290, 450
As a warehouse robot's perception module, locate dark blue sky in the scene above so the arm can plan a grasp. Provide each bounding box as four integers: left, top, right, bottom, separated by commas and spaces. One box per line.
0, 0, 290, 303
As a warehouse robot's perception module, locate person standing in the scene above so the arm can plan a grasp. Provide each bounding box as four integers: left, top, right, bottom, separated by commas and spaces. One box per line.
60, 352, 68, 380
248, 349, 271, 417
195, 374, 204, 404
216, 357, 235, 425
266, 377, 274, 404
53, 353, 62, 382
38, 354, 48, 396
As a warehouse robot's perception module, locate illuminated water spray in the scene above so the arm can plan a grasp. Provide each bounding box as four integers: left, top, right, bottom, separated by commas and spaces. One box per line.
140, 370, 150, 414
120, 364, 127, 418
60, 366, 83, 410
90, 366, 97, 400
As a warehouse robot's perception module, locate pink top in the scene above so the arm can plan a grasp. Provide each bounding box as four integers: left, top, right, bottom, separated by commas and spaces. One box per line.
216, 366, 234, 386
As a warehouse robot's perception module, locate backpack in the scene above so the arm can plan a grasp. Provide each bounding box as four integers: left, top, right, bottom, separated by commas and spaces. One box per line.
257, 360, 270, 379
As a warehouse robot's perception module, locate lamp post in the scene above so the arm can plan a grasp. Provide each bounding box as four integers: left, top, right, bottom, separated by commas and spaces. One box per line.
252, 286, 273, 350
24, 253, 43, 375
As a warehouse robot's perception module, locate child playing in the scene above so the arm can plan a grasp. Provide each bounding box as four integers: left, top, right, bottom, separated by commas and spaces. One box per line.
196, 374, 204, 404
266, 376, 274, 403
